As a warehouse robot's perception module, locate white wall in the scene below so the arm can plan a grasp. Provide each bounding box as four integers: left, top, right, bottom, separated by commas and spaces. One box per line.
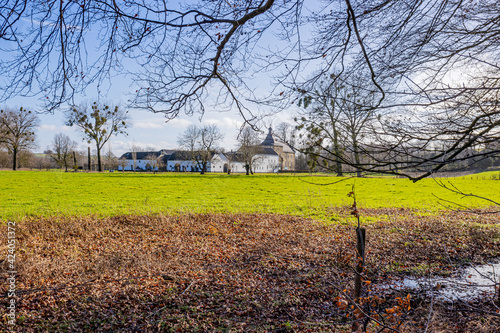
117, 153, 280, 173
252, 154, 279, 173
211, 154, 227, 172
211, 154, 279, 173
167, 159, 211, 172
118, 159, 158, 171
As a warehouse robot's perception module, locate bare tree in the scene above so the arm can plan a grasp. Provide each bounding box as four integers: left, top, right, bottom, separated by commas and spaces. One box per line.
275, 122, 297, 148
177, 125, 199, 155
33, 153, 53, 170
145, 153, 159, 173
118, 157, 128, 172
195, 124, 224, 174
288, 1, 500, 180
1, 1, 499, 179
129, 144, 142, 172
157, 156, 166, 173
0, 0, 284, 124
50, 133, 77, 172
177, 124, 224, 174
237, 126, 262, 175
297, 77, 345, 176
335, 75, 376, 177
103, 146, 118, 171
65, 102, 128, 172
0, 107, 39, 170
297, 73, 379, 177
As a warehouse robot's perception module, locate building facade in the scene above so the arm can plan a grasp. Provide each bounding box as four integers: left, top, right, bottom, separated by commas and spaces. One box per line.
117, 127, 295, 173
260, 127, 295, 171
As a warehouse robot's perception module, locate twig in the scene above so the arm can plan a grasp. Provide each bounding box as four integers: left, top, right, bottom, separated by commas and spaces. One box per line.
326, 280, 401, 333
181, 281, 196, 295
297, 175, 354, 186
431, 177, 500, 214
424, 290, 435, 333
146, 305, 167, 319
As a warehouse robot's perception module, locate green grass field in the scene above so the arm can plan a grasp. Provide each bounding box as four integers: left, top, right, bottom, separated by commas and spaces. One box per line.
1, 170, 498, 221
2, 171, 499, 332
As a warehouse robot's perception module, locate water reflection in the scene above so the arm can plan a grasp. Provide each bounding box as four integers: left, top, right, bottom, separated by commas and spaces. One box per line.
379, 261, 500, 301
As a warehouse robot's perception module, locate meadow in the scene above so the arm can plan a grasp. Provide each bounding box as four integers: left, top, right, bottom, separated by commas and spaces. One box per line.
0, 170, 499, 221
1, 170, 499, 332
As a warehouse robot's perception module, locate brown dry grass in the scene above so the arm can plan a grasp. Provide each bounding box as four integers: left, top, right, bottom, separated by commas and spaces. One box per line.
1, 210, 499, 332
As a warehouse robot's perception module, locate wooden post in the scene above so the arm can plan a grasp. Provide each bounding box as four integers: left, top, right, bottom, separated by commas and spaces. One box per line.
87, 147, 91, 171
73, 151, 77, 172
497, 277, 500, 306
352, 227, 366, 332
354, 227, 366, 300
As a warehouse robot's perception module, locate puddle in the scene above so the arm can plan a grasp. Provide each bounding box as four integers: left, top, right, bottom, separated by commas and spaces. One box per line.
379, 261, 500, 302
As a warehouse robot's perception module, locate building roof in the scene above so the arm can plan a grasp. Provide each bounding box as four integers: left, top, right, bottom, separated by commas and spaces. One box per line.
119, 151, 161, 160
167, 150, 215, 161
232, 147, 279, 160
223, 152, 244, 162
262, 127, 275, 146
258, 147, 280, 155
159, 149, 176, 155
167, 151, 191, 161
272, 141, 295, 154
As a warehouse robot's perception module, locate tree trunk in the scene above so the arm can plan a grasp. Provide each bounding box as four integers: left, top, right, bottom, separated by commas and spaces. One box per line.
12, 147, 17, 171
88, 147, 91, 171
73, 151, 77, 172
64, 153, 68, 172
354, 148, 361, 177
333, 126, 343, 176
245, 164, 250, 175
96, 144, 102, 172
351, 132, 361, 177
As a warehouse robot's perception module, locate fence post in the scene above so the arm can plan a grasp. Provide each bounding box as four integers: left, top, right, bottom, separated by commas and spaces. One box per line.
354, 227, 366, 300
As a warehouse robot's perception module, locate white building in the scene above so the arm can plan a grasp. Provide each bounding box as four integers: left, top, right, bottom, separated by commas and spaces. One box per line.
165, 151, 212, 172
117, 128, 294, 173
118, 151, 161, 171
211, 148, 280, 173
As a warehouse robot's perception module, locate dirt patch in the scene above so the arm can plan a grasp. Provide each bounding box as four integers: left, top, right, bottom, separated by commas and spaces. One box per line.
1, 210, 499, 332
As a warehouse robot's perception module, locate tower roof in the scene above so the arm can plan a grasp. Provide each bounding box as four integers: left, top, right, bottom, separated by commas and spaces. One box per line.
261, 127, 275, 146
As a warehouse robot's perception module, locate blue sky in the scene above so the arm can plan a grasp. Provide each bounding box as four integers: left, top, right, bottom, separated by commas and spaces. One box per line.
8, 79, 296, 156
0, 1, 318, 156
34, 108, 241, 156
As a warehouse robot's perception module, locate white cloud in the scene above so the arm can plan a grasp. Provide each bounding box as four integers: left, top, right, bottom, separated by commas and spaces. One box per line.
39, 124, 57, 131
38, 124, 78, 133
205, 116, 242, 129
61, 125, 73, 132
133, 121, 164, 129
167, 118, 192, 128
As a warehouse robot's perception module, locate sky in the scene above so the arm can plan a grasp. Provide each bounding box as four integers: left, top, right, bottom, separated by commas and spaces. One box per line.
11, 82, 296, 157
35, 107, 253, 156
4, 43, 297, 157
0, 1, 320, 156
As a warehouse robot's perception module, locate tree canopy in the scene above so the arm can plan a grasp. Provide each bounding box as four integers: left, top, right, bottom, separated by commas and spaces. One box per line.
1, 0, 499, 179
177, 124, 224, 174
0, 107, 39, 170
65, 102, 128, 172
